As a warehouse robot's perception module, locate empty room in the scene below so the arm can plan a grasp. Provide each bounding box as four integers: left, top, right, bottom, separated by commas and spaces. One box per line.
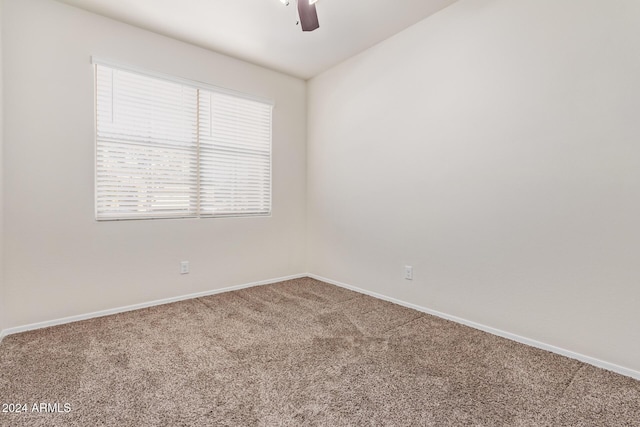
1, 0, 639, 425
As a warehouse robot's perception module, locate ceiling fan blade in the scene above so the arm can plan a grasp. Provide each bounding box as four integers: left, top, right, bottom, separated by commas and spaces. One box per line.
297, 0, 319, 32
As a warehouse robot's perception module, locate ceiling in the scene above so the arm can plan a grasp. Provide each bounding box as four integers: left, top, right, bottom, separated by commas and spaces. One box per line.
57, 0, 458, 80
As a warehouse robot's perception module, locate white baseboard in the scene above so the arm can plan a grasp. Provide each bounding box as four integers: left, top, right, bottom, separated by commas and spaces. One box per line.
0, 273, 306, 340
308, 274, 640, 381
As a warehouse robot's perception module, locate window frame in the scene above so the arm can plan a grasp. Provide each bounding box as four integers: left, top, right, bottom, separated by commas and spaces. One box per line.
92, 57, 274, 221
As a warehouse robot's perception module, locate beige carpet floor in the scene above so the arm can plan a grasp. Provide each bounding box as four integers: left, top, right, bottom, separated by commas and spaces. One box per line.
1, 277, 639, 426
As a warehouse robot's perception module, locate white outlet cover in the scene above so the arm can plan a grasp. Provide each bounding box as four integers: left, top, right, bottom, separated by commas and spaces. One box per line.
180, 261, 189, 274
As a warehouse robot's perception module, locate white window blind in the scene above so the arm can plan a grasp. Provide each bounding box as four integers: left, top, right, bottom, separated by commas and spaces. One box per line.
95, 62, 272, 220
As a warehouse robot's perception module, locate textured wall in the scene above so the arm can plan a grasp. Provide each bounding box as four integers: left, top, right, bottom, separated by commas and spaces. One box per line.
3, 0, 307, 328
308, 0, 640, 372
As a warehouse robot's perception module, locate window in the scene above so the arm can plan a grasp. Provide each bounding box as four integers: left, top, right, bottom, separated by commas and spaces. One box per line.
94, 61, 272, 220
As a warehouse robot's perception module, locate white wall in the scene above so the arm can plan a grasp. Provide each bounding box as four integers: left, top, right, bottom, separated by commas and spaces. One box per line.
3, 0, 307, 328
0, 0, 5, 334
308, 0, 640, 373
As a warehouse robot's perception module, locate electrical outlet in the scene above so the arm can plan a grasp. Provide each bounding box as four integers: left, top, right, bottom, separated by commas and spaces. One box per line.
404, 265, 413, 280
180, 261, 189, 275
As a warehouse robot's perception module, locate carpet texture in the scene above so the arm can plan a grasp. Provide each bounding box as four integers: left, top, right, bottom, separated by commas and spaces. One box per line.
1, 277, 639, 426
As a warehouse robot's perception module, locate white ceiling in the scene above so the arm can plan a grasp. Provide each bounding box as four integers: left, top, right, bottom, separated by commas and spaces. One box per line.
57, 0, 458, 80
